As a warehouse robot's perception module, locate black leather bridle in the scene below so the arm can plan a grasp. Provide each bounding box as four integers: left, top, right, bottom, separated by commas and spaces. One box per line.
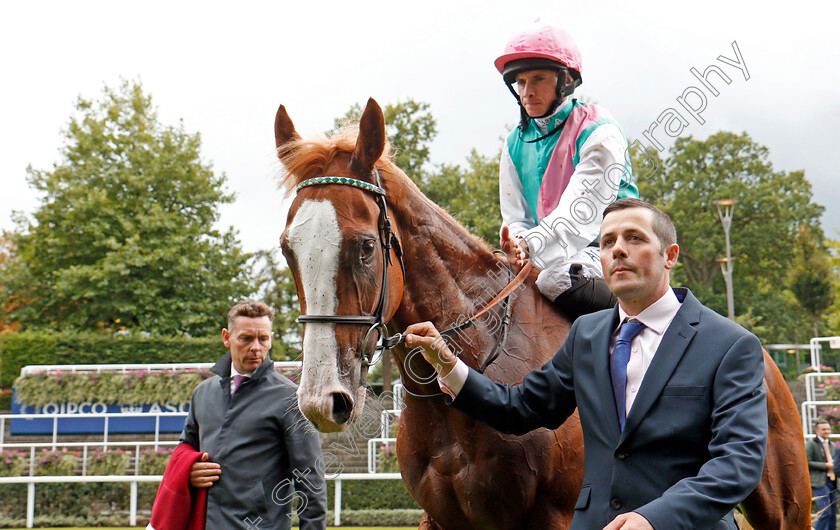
294, 169, 405, 366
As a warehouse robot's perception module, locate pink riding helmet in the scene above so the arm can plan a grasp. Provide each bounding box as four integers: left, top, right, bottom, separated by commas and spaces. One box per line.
494, 20, 583, 83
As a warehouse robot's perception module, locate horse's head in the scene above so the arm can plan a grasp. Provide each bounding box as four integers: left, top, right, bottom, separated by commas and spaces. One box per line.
276, 99, 404, 432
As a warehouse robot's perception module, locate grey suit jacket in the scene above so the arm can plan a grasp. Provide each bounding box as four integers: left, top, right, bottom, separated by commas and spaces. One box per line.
181, 354, 327, 530
452, 288, 767, 530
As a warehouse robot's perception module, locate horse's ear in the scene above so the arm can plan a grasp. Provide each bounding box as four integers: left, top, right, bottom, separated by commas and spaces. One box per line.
275, 105, 301, 152
351, 98, 386, 175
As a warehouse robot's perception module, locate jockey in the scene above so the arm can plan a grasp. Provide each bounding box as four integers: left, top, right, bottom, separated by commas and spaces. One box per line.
496, 20, 639, 319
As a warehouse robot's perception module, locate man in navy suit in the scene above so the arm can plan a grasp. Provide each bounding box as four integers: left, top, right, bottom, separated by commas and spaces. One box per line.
405, 198, 767, 530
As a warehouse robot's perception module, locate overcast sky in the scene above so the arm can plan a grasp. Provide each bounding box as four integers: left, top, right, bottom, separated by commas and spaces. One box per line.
2, 0, 838, 258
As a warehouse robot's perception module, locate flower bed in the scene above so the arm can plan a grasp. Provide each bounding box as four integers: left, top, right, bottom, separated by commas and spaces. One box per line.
87, 448, 130, 475
378, 444, 399, 473
139, 447, 173, 475
0, 450, 26, 477
13, 365, 302, 407
35, 448, 79, 476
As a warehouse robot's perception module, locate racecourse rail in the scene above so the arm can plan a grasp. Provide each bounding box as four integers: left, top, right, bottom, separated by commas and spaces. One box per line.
0, 472, 402, 528
0, 406, 402, 528
3, 363, 403, 528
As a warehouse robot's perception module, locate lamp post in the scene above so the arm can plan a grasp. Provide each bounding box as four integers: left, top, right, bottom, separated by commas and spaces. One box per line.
714, 199, 738, 320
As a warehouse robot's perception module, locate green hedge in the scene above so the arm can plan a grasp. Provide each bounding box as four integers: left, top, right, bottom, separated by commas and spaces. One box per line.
0, 330, 302, 388
0, 510, 425, 528
0, 330, 226, 387
0, 479, 419, 520
302, 509, 424, 526
326, 479, 420, 510
14, 369, 214, 407
0, 483, 131, 519
0, 481, 421, 526
0, 514, 133, 528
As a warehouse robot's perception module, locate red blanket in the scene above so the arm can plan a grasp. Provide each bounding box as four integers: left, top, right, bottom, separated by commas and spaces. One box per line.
147, 443, 207, 530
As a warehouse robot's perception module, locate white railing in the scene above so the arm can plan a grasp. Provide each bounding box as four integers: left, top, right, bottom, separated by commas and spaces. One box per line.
0, 440, 178, 476
808, 337, 840, 373
803, 371, 840, 406
0, 472, 402, 528
3, 365, 401, 527
801, 400, 840, 438
367, 437, 397, 474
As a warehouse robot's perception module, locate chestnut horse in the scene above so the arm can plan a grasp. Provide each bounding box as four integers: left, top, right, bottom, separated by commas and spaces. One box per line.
274, 98, 810, 529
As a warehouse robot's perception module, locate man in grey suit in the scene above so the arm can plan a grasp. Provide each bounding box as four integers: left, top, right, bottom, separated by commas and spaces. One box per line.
182, 300, 326, 529
807, 420, 837, 530
405, 198, 767, 530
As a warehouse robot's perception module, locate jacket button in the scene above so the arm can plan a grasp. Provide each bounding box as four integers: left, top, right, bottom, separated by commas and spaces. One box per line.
616, 450, 626, 460
611, 499, 622, 510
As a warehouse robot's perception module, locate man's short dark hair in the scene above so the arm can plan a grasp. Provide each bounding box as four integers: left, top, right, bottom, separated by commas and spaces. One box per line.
227, 299, 274, 329
816, 420, 831, 429
603, 198, 677, 251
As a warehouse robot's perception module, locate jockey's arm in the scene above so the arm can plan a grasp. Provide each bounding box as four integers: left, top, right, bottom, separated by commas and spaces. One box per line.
504, 124, 628, 271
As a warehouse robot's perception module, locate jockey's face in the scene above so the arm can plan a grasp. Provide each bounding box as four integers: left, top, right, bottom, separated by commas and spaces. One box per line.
515, 69, 559, 118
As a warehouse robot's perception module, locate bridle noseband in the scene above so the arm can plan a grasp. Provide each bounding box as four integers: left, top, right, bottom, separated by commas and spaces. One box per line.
294, 170, 405, 366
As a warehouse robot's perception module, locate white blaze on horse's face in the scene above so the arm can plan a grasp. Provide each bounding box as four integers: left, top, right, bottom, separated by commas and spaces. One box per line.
287, 199, 362, 431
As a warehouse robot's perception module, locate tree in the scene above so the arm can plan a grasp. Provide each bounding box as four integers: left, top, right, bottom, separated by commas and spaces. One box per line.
825, 239, 840, 336
0, 80, 251, 336
249, 249, 302, 360
334, 99, 437, 183
789, 226, 835, 338
425, 149, 502, 246
0, 234, 22, 333
633, 131, 825, 343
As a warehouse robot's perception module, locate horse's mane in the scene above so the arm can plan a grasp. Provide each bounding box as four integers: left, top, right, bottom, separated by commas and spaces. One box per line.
276, 124, 393, 196
276, 123, 492, 253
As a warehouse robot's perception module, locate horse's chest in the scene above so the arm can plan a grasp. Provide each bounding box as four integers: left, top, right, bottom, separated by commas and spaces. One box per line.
398, 418, 548, 527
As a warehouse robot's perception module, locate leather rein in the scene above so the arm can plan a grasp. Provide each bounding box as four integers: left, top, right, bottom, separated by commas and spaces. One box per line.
293, 170, 531, 378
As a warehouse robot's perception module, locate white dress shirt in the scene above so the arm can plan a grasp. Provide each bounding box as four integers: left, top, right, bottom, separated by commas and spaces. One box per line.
439, 288, 683, 414
613, 288, 681, 413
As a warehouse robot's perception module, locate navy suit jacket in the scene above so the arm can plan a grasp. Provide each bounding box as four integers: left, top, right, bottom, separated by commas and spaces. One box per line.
452, 288, 767, 530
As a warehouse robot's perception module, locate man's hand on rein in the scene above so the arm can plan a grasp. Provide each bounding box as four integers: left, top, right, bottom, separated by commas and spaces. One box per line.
404, 322, 458, 377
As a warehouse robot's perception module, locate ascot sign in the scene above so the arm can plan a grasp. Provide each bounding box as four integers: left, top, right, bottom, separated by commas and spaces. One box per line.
10, 390, 189, 435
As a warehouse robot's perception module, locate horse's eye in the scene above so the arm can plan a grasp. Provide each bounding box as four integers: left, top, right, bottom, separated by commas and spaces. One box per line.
361, 240, 377, 261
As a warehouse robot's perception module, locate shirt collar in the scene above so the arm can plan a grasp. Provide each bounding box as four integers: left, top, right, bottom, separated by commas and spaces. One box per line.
230, 362, 252, 378
532, 98, 574, 134
617, 288, 681, 336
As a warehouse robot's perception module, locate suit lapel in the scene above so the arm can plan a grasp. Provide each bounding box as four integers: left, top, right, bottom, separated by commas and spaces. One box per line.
620, 290, 701, 443
593, 307, 622, 437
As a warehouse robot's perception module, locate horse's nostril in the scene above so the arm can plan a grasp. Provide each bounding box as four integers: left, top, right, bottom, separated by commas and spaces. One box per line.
332, 393, 354, 424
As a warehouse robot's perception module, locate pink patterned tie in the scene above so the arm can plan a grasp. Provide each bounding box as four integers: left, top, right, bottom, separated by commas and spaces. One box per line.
232, 375, 248, 395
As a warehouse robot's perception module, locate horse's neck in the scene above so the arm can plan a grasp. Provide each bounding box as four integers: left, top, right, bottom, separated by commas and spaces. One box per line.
389, 189, 500, 329
385, 175, 570, 379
